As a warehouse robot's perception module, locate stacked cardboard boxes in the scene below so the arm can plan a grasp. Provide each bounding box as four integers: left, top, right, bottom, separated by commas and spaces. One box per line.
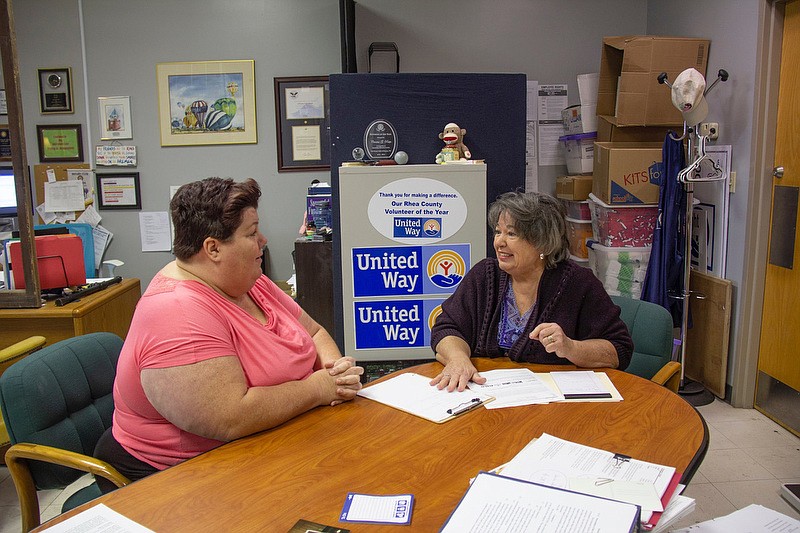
585, 35, 710, 298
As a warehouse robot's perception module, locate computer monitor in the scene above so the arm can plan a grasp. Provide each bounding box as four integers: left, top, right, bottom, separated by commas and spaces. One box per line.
0, 166, 19, 218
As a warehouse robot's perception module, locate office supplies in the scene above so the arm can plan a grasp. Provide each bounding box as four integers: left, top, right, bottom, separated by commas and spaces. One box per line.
34, 504, 153, 533
550, 370, 614, 398
288, 519, 349, 533
440, 472, 640, 533
672, 503, 800, 532
339, 492, 413, 525
467, 368, 565, 407
8, 233, 86, 289
356, 372, 492, 423
501, 433, 680, 528
55, 276, 123, 306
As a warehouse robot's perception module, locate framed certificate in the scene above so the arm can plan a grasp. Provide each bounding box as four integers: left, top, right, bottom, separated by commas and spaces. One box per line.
36, 124, 84, 162
38, 67, 74, 114
274, 76, 330, 172
96, 172, 142, 210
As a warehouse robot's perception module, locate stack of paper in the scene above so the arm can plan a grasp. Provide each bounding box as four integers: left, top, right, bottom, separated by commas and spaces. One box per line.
467, 369, 622, 408
499, 433, 682, 530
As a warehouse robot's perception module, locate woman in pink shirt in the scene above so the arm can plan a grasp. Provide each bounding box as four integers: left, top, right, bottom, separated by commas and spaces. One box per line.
95, 177, 363, 490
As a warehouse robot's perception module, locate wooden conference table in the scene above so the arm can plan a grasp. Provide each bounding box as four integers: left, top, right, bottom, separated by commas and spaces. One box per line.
38, 358, 708, 532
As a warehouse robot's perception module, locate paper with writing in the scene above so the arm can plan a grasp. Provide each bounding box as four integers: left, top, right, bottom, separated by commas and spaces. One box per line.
467, 368, 564, 408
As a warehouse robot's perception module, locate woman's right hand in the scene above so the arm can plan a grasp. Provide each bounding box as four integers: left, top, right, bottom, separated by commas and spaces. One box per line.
429, 357, 486, 392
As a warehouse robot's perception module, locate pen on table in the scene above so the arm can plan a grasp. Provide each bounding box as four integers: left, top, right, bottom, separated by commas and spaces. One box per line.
447, 398, 483, 416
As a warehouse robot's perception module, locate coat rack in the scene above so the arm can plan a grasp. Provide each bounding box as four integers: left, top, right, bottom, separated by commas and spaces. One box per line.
657, 68, 729, 397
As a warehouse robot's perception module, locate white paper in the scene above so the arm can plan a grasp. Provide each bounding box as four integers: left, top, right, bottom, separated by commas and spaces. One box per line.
538, 84, 568, 166
550, 370, 609, 396
569, 477, 663, 512
651, 494, 696, 533
36, 202, 57, 224
468, 368, 564, 408
44, 180, 85, 212
40, 503, 155, 532
525, 79, 539, 191
139, 211, 171, 252
441, 472, 639, 533
93, 224, 113, 268
357, 373, 492, 423
77, 204, 102, 227
672, 503, 799, 532
501, 433, 676, 519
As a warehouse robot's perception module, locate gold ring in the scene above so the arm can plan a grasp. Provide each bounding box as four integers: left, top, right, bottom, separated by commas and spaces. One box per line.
547, 335, 554, 344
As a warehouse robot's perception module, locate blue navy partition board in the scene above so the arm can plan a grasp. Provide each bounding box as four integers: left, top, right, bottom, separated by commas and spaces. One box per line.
329, 73, 526, 352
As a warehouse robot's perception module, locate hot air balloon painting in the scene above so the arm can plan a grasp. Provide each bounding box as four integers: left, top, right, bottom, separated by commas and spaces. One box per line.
158, 60, 256, 146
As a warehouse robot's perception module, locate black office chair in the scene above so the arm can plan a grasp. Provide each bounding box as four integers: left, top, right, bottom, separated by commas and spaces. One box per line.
0, 332, 130, 532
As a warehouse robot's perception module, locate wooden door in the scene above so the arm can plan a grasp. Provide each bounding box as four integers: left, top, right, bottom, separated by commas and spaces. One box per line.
756, 0, 800, 436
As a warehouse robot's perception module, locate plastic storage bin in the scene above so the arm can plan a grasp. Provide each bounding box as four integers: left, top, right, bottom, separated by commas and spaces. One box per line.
564, 199, 591, 221
587, 240, 651, 299
588, 193, 657, 247
559, 132, 596, 175
565, 216, 593, 259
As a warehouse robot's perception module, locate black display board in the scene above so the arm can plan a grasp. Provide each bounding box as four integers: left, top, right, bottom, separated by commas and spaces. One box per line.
329, 73, 527, 349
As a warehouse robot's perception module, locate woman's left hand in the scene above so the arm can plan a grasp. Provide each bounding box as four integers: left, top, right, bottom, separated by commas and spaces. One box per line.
530, 322, 574, 358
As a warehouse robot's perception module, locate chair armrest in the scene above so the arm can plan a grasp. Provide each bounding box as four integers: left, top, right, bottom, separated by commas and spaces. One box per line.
5, 442, 130, 532
0, 336, 47, 374
651, 361, 682, 393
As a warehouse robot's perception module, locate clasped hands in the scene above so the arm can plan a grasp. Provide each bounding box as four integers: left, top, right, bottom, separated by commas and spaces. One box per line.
317, 356, 363, 406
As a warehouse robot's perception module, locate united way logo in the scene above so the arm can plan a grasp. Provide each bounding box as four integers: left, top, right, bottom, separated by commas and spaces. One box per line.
428, 304, 443, 331
427, 249, 466, 289
423, 219, 441, 237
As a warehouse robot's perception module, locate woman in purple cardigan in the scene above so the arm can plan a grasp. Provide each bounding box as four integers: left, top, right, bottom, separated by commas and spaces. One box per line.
430, 191, 633, 392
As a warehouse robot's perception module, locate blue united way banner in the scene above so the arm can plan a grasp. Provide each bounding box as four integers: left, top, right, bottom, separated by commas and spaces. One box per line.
354, 299, 445, 349
352, 244, 470, 298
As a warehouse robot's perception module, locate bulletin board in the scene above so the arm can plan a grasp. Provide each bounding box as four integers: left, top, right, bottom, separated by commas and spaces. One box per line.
33, 163, 92, 223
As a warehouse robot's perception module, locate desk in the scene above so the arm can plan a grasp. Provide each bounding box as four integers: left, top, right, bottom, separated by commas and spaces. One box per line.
37, 358, 708, 532
0, 278, 140, 347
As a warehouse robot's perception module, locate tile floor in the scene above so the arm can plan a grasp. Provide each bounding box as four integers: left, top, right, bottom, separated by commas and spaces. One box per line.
0, 398, 797, 532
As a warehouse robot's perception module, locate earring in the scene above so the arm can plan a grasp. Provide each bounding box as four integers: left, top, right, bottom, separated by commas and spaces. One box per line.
539, 253, 545, 260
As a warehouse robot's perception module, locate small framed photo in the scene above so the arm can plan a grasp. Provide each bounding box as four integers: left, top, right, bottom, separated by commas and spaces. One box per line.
98, 96, 133, 140
96, 172, 142, 210
38, 67, 74, 114
0, 125, 10, 161
274, 76, 330, 172
36, 124, 84, 162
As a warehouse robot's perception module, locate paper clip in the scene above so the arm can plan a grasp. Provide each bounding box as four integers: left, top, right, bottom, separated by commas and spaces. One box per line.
446, 398, 482, 416
595, 478, 614, 486
612, 453, 631, 468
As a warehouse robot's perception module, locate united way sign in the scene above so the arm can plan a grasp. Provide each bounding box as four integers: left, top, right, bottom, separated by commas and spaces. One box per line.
354, 298, 445, 349
352, 244, 470, 297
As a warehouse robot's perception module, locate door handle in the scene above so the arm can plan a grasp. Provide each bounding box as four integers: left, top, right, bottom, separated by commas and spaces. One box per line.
773, 166, 784, 178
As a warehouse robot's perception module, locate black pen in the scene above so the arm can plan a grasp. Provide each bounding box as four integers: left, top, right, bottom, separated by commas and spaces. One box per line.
447, 398, 483, 416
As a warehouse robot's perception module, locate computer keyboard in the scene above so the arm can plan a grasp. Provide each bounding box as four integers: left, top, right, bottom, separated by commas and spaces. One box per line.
361, 359, 434, 384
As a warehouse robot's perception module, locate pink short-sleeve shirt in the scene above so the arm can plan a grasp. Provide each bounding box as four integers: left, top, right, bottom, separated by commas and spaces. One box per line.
112, 273, 316, 470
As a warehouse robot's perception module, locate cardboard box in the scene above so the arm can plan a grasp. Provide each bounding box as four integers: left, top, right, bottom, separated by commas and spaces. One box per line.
556, 175, 594, 201
596, 115, 675, 143
559, 132, 596, 174
592, 142, 663, 204
598, 36, 710, 126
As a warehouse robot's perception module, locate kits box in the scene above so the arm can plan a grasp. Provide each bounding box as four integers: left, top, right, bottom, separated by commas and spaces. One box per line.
592, 142, 663, 205
596, 115, 674, 143
597, 35, 710, 127
556, 175, 594, 201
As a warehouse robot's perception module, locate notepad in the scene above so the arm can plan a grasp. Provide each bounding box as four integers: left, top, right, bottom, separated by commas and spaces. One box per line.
339, 492, 414, 525
356, 372, 493, 423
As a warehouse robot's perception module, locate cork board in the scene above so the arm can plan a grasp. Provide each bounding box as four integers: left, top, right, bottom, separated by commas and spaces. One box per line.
33, 163, 92, 223
685, 270, 733, 398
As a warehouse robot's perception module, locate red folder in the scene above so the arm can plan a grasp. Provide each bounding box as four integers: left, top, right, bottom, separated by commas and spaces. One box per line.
9, 234, 87, 289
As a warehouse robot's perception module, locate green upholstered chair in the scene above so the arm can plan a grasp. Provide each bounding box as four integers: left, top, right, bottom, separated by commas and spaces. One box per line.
610, 295, 681, 393
0, 332, 130, 532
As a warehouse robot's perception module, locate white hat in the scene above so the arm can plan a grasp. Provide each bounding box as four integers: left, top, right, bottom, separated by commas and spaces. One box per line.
671, 68, 708, 126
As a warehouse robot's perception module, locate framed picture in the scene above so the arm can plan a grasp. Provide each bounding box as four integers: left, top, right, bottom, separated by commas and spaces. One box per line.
156, 59, 257, 147
0, 124, 10, 161
96, 172, 142, 210
98, 96, 133, 140
37, 67, 74, 114
274, 76, 330, 172
36, 124, 84, 162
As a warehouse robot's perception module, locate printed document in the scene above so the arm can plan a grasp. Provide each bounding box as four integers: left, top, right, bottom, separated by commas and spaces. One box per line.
40, 504, 154, 532
440, 472, 639, 533
467, 368, 564, 408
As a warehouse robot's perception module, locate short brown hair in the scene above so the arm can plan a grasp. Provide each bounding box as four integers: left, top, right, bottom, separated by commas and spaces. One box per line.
487, 191, 570, 268
170, 177, 261, 261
